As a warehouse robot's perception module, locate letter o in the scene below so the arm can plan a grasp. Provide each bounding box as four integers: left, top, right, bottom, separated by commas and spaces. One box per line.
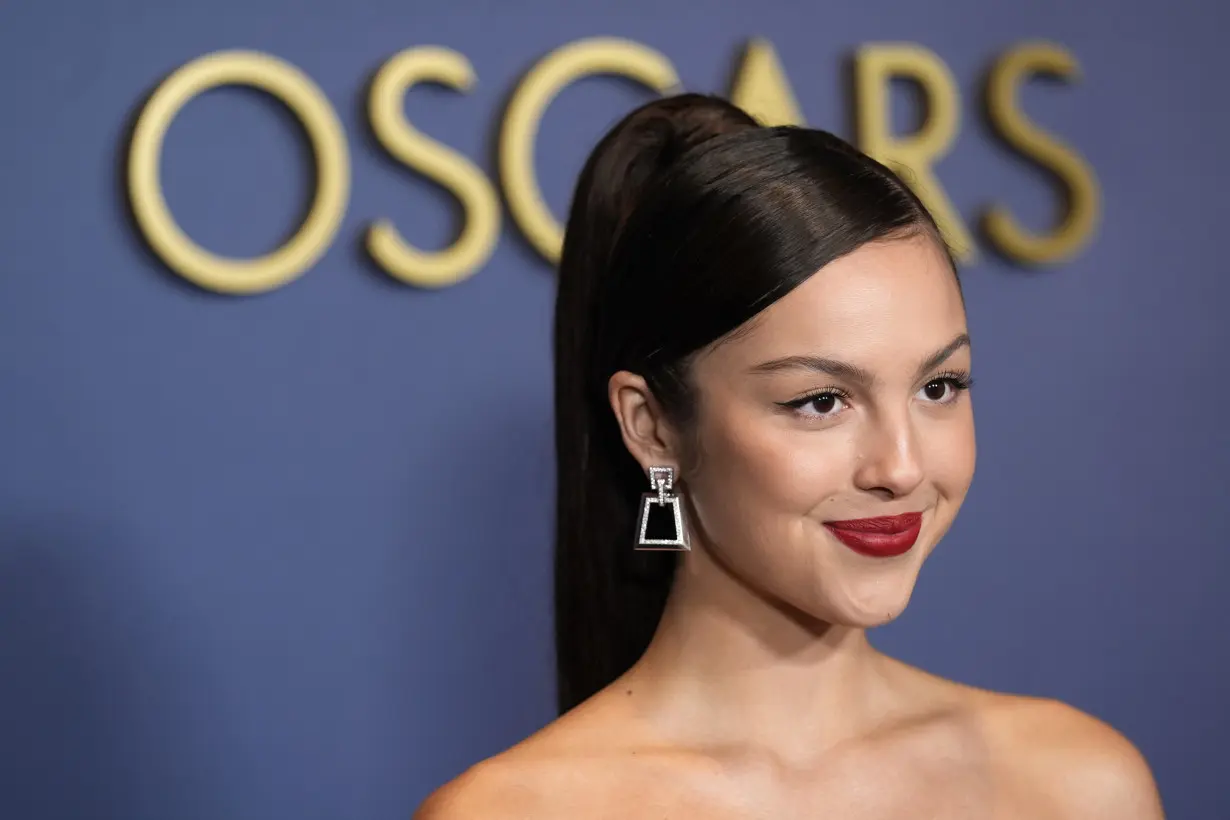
127, 50, 351, 294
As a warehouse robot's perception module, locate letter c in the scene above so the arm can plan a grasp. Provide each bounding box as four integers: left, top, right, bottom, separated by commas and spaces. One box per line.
127, 50, 350, 294
499, 38, 680, 265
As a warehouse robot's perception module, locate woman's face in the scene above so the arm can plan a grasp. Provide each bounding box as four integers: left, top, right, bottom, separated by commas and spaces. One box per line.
682, 234, 975, 627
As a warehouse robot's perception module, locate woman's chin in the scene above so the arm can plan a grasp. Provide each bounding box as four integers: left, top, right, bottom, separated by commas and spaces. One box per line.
802, 581, 920, 630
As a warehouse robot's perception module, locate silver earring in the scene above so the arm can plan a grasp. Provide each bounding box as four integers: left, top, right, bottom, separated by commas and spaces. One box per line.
635, 466, 691, 551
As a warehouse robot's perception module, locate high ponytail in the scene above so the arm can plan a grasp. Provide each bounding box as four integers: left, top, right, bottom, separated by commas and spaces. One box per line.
552, 95, 759, 714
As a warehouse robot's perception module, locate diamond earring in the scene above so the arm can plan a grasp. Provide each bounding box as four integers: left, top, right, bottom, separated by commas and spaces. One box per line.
635, 466, 691, 551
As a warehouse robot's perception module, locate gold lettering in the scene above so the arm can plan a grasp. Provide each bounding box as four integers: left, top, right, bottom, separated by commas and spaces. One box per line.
729, 38, 805, 126
499, 38, 681, 264
983, 42, 1100, 264
366, 47, 501, 288
854, 44, 974, 262
127, 50, 350, 294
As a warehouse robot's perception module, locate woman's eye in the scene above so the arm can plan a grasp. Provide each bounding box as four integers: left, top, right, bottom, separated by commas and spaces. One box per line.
918, 378, 965, 403
796, 392, 847, 418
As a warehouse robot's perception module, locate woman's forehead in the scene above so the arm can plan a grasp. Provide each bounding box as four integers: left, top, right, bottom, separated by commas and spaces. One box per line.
705, 238, 966, 369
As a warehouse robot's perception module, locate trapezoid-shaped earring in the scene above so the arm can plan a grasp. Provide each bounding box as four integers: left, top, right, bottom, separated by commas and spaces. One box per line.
635, 466, 691, 551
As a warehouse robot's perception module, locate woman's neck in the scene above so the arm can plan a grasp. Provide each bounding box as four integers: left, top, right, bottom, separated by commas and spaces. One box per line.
624, 540, 906, 766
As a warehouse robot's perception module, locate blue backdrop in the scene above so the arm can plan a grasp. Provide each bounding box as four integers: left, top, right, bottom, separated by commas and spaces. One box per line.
1, 1, 1226, 818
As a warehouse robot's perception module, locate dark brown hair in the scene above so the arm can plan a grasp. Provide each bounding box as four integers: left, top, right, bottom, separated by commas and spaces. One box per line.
552, 93, 946, 714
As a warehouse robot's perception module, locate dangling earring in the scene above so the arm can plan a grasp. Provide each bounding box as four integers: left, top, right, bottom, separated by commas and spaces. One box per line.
635, 466, 691, 551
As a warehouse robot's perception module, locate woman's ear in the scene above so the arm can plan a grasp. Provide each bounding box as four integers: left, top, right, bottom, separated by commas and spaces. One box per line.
607, 370, 684, 474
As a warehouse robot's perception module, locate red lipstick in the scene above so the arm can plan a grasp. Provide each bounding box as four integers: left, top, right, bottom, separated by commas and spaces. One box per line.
823, 512, 923, 558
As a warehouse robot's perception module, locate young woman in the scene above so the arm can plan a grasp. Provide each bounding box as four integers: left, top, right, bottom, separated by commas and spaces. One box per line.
417, 94, 1164, 819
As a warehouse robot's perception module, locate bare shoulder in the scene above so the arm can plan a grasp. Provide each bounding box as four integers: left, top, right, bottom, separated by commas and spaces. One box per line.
412, 752, 547, 819
412, 704, 622, 819
974, 691, 1165, 819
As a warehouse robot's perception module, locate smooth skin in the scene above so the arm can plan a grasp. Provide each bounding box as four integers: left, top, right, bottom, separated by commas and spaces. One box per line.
416, 235, 1165, 819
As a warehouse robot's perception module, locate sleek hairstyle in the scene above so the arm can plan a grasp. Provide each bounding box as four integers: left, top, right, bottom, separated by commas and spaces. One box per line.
552, 93, 952, 714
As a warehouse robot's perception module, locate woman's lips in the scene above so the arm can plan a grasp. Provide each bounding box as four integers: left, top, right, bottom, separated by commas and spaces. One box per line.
823, 512, 923, 558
